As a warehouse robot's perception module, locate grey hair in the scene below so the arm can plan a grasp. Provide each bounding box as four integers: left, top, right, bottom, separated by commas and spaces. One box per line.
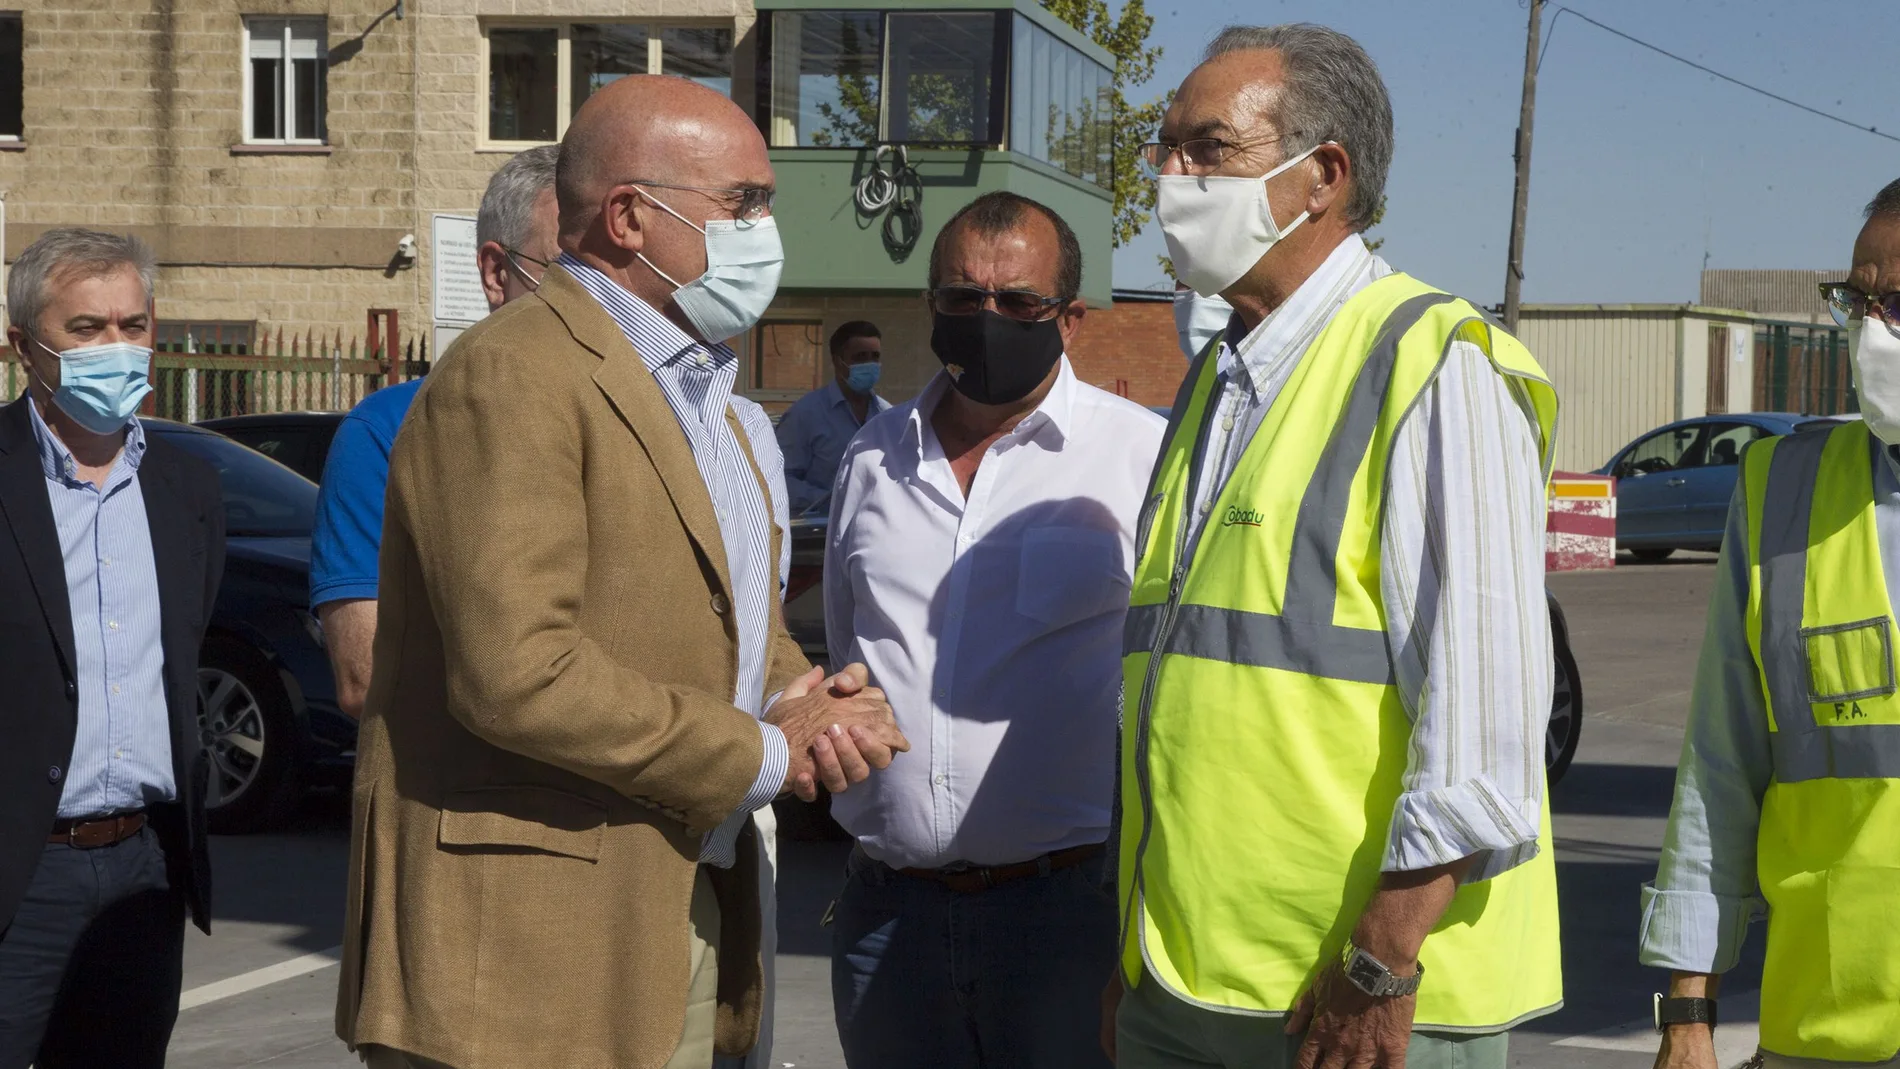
1204, 24, 1394, 232
477, 144, 561, 249
1866, 177, 1900, 221
6, 227, 156, 338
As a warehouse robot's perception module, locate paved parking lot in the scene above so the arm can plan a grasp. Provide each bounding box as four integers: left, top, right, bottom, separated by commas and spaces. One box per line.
166, 555, 1758, 1068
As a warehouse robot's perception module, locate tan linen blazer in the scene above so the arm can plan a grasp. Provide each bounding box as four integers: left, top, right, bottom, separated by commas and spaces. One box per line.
334, 266, 811, 1069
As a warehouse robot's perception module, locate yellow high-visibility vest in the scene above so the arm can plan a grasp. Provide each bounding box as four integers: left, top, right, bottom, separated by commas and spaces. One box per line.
1742, 419, 1900, 1062
1118, 272, 1564, 1029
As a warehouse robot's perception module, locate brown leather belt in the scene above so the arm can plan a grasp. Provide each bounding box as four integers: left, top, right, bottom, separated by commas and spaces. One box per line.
899, 842, 1104, 894
49, 811, 147, 849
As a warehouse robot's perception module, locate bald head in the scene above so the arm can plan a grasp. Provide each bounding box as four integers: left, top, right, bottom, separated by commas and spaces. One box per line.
556, 75, 768, 241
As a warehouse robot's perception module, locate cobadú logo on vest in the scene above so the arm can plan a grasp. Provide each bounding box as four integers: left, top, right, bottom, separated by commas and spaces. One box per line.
1221, 505, 1264, 528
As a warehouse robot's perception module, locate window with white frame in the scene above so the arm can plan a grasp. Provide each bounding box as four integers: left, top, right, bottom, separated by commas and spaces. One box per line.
245, 17, 327, 143
484, 22, 735, 144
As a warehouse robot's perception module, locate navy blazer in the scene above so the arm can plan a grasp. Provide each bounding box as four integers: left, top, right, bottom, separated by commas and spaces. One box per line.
0, 394, 225, 932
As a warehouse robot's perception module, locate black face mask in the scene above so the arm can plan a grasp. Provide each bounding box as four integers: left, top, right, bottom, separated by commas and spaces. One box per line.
929, 310, 1065, 406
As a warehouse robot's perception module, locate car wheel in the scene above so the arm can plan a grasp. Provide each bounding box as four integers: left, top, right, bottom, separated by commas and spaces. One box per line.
1547, 612, 1584, 785
198, 636, 304, 834
1628, 546, 1675, 563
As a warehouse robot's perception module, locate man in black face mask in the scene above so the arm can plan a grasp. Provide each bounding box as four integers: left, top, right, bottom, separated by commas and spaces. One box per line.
819, 191, 1166, 1067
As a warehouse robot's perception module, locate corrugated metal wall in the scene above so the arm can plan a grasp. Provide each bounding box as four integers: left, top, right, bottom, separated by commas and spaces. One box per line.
1515, 310, 1687, 473
1700, 269, 1840, 319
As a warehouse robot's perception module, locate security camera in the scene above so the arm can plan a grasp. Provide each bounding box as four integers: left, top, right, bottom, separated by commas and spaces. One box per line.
396, 233, 417, 260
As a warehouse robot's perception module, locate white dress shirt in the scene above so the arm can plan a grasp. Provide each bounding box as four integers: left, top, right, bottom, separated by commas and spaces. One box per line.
824, 358, 1166, 869
1184, 237, 1553, 882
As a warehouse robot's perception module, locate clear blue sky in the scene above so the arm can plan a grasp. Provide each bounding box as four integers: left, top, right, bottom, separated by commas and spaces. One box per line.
1110, 0, 1900, 305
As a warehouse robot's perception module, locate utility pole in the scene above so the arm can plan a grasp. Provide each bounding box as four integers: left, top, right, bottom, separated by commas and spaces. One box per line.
1502, 0, 1543, 333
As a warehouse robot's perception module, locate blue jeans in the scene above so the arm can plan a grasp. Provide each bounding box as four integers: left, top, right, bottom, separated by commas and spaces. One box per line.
0, 825, 184, 1069
830, 846, 1117, 1069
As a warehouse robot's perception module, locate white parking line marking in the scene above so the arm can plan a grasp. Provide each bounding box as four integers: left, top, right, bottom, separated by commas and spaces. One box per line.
178, 945, 343, 1011
1551, 989, 1760, 1067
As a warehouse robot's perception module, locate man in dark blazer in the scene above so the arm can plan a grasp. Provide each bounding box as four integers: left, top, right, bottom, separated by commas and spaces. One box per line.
0, 228, 224, 1069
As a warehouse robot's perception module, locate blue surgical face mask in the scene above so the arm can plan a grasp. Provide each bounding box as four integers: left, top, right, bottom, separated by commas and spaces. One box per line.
1174, 290, 1234, 361
29, 336, 153, 435
635, 188, 784, 344
845, 361, 881, 394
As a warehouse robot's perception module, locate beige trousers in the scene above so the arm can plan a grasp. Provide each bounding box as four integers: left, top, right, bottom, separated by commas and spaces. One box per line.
664, 866, 723, 1069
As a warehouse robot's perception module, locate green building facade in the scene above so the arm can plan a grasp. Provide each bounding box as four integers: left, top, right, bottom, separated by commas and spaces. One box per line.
745, 0, 1116, 404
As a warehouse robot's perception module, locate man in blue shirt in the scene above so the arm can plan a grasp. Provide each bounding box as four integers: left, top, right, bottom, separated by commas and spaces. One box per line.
309, 144, 559, 717
775, 320, 890, 515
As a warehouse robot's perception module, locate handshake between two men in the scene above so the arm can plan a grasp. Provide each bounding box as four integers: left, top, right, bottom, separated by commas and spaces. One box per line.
767, 664, 909, 802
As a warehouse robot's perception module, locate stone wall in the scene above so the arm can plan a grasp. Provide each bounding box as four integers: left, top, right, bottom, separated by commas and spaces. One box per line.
0, 0, 759, 343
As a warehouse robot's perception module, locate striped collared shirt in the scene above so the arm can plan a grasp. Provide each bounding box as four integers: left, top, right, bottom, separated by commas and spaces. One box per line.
27, 401, 174, 818
560, 254, 791, 868
1184, 237, 1553, 885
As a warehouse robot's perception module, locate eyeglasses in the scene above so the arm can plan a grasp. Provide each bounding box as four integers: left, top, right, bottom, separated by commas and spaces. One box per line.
1820, 282, 1900, 332
503, 248, 548, 288
1138, 134, 1296, 177
627, 180, 776, 223
928, 285, 1069, 322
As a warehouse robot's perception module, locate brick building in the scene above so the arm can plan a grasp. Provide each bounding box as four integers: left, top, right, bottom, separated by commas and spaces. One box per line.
1066, 286, 1183, 407
0, 0, 1188, 409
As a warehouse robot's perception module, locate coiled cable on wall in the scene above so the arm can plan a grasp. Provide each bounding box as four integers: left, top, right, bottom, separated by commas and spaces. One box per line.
855, 145, 901, 214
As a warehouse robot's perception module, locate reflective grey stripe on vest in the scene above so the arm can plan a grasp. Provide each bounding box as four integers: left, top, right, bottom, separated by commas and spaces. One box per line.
1123, 292, 1457, 685
1757, 428, 1900, 781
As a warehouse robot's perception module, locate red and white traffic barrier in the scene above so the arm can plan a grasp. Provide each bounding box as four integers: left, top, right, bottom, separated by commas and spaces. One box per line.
1547, 473, 1617, 572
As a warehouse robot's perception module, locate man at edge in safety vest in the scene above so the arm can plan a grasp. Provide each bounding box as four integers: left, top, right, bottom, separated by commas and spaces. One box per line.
1643, 179, 1900, 1069
1102, 22, 1563, 1069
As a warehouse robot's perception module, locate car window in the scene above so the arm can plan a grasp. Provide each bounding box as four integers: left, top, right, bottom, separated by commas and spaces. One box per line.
222, 428, 316, 474
1616, 425, 1703, 476
1686, 423, 1762, 469
147, 426, 317, 537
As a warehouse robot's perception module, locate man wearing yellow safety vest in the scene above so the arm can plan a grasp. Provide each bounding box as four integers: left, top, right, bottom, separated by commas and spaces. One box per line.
1643, 180, 1900, 1069
1101, 23, 1565, 1069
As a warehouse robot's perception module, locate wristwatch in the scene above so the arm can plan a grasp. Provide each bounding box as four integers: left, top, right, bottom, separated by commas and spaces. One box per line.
1340, 942, 1424, 998
1653, 994, 1718, 1031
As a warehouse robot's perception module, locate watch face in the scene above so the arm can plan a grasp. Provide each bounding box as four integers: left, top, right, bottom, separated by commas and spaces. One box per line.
1345, 951, 1387, 994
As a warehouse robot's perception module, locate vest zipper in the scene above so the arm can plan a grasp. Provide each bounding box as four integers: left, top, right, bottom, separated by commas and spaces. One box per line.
1121, 376, 1226, 954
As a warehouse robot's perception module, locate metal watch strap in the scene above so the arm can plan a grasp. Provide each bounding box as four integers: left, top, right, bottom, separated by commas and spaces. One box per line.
1653, 994, 1718, 1031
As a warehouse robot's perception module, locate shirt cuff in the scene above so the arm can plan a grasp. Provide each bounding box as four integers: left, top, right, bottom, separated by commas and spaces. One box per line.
1636, 882, 1764, 974
1382, 776, 1541, 882
310, 577, 379, 610
742, 721, 790, 815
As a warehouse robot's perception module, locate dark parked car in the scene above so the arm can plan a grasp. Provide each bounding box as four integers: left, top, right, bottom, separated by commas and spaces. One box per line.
197, 411, 346, 485
1597, 413, 1857, 560
143, 419, 354, 832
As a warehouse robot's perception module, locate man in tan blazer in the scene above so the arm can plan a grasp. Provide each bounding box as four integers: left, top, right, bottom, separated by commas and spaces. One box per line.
336, 75, 905, 1069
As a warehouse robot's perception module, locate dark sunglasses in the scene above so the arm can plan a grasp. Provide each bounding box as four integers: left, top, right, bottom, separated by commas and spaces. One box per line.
928, 285, 1069, 322
1819, 282, 1900, 329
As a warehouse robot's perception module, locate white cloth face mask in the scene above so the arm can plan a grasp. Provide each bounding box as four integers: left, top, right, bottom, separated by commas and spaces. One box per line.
1157, 144, 1322, 298
1851, 316, 1900, 446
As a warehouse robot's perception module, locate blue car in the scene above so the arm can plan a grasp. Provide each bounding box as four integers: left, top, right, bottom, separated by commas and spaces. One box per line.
1597, 413, 1854, 561
143, 419, 353, 833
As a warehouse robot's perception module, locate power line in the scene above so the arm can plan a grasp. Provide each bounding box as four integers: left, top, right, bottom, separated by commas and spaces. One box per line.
1537, 4, 1900, 145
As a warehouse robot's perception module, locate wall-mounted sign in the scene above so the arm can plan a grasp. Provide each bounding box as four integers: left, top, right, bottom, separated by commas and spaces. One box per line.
431, 214, 487, 328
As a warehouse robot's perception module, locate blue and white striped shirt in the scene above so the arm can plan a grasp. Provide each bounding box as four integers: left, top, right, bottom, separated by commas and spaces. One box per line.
560, 254, 791, 868
27, 402, 175, 818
